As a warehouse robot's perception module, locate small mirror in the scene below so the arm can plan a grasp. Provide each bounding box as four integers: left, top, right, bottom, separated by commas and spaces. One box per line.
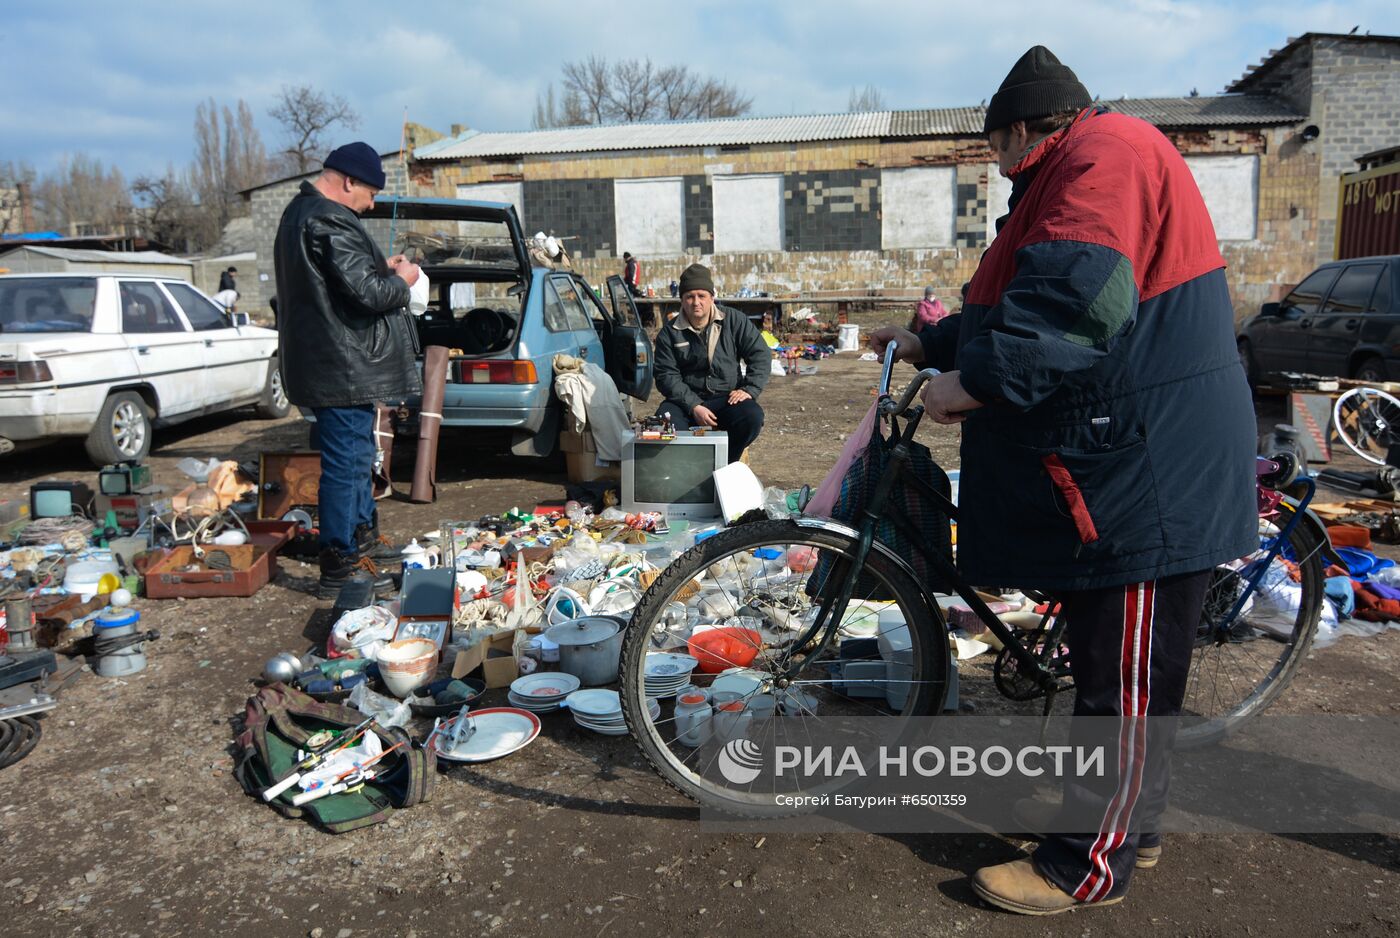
1261, 302, 1281, 318
232, 312, 251, 327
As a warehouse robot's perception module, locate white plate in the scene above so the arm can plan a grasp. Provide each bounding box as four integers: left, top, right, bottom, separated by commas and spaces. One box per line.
430, 707, 541, 762
565, 689, 621, 718
507, 692, 563, 712
645, 653, 699, 677
510, 672, 581, 699
575, 720, 630, 736
711, 668, 767, 698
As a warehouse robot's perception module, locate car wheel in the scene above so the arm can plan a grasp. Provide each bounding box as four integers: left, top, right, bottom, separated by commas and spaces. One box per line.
255, 359, 291, 419
85, 391, 152, 466
1237, 339, 1260, 389
1352, 356, 1387, 385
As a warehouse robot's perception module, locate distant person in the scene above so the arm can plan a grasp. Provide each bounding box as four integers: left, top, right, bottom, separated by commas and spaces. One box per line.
652, 263, 770, 461
218, 266, 238, 293
910, 285, 950, 331
212, 288, 239, 310
622, 252, 642, 297
274, 140, 421, 599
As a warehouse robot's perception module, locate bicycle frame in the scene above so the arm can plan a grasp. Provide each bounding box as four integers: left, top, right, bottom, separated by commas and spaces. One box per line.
780, 365, 1059, 698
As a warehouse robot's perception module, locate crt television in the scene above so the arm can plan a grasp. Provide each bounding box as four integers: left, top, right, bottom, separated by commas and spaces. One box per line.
622, 431, 729, 521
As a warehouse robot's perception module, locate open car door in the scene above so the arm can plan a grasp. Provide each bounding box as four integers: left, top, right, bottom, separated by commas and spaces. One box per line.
602, 275, 654, 399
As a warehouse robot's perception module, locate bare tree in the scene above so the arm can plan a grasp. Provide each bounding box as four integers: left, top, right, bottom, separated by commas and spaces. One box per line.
32, 155, 132, 236
191, 98, 272, 246
848, 84, 886, 112
561, 56, 612, 125
130, 167, 198, 251
269, 85, 360, 174
534, 58, 751, 128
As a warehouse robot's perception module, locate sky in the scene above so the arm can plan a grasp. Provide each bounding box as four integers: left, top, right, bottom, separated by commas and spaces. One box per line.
3, 0, 1399, 179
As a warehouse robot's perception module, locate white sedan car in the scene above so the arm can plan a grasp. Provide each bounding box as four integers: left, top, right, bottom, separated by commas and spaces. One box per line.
0, 273, 288, 465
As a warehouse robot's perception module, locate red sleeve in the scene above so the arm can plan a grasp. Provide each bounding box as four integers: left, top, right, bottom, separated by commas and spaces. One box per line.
1019, 129, 1222, 301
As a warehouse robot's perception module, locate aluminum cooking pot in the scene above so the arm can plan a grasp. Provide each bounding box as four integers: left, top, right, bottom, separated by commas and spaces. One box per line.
544, 615, 624, 686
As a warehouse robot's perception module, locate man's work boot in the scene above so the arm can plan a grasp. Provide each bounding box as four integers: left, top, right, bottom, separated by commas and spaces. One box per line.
971, 858, 1124, 915
1010, 798, 1161, 869
354, 522, 403, 562
317, 547, 396, 600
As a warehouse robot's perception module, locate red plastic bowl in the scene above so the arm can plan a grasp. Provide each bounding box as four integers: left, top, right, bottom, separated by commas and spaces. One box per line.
687, 627, 762, 674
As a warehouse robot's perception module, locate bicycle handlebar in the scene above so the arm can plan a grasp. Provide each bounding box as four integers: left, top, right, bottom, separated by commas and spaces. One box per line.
878, 362, 941, 416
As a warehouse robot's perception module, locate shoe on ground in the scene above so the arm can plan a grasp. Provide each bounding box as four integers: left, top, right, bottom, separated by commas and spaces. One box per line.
317, 548, 396, 600
355, 523, 403, 562
971, 858, 1124, 916
1011, 798, 1161, 869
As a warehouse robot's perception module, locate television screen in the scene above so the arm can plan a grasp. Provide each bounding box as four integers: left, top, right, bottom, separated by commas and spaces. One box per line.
633, 442, 717, 505
33, 489, 74, 517
99, 470, 130, 495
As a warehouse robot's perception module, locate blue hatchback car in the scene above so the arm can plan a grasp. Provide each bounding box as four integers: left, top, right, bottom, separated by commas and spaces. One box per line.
313, 196, 653, 457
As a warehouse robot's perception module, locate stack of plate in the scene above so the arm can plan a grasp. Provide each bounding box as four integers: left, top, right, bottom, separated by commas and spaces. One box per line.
565, 689, 660, 735
507, 672, 581, 713
644, 652, 699, 698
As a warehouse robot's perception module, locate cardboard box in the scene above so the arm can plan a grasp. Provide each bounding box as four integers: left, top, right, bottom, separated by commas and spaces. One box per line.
559, 429, 597, 454
566, 451, 620, 484
452, 629, 522, 688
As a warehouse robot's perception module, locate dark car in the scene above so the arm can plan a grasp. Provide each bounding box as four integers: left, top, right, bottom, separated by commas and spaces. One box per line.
1238, 255, 1400, 386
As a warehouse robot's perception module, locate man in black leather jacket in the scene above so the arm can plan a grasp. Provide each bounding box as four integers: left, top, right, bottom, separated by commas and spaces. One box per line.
274, 141, 421, 598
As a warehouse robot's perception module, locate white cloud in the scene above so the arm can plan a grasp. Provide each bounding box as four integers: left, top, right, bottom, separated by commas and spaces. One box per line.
1, 0, 1398, 175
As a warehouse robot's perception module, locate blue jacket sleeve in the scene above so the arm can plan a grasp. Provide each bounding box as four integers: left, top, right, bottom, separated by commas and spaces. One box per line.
917, 313, 963, 372
957, 240, 1138, 408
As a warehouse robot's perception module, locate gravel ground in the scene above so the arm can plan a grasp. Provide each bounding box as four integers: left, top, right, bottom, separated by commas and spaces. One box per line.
0, 355, 1397, 937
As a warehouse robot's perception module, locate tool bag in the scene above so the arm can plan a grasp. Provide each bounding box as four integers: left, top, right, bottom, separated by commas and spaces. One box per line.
234, 683, 434, 833
809, 412, 954, 601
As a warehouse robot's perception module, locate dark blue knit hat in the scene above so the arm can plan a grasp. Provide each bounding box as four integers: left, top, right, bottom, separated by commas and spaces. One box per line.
983, 46, 1091, 133
323, 142, 385, 190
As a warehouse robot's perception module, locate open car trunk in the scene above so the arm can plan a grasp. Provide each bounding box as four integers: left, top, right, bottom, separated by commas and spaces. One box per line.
361, 197, 531, 360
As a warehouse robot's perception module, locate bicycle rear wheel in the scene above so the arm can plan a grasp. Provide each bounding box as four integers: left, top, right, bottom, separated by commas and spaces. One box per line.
1177, 512, 1323, 747
620, 519, 949, 815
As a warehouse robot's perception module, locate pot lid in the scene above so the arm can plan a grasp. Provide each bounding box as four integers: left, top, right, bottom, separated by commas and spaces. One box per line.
545, 615, 621, 646
95, 609, 140, 629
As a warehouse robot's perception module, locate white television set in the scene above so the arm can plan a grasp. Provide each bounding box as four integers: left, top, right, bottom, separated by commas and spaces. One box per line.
622, 431, 729, 520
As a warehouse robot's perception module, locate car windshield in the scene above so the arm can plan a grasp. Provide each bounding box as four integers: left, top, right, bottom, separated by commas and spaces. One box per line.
0, 278, 97, 333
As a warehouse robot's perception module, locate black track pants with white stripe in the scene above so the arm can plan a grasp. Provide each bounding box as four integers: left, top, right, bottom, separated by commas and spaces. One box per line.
1033, 570, 1211, 903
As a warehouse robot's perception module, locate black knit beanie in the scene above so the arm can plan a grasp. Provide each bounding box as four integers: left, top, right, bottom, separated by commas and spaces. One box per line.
678, 263, 715, 295
983, 46, 1091, 133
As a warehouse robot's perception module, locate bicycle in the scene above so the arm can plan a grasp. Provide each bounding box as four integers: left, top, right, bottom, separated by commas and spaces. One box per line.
619, 357, 1327, 813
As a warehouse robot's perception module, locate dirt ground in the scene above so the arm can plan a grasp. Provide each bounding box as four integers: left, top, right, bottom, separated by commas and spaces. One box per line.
1, 355, 1398, 938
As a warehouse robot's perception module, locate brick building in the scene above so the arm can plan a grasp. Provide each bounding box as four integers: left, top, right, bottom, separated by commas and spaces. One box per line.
240, 33, 1399, 320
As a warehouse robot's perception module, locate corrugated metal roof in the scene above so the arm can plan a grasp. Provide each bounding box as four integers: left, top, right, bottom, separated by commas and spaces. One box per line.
416, 95, 1306, 162
1105, 95, 1304, 126
0, 246, 192, 266
416, 112, 894, 160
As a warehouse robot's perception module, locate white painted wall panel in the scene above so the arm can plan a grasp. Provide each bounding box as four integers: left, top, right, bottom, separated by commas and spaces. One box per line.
614, 178, 684, 257
1184, 154, 1259, 241
986, 165, 1013, 243
712, 174, 783, 253
881, 167, 956, 249
456, 182, 524, 218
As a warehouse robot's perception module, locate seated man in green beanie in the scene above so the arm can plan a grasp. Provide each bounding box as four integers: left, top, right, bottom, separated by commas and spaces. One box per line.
651, 263, 770, 461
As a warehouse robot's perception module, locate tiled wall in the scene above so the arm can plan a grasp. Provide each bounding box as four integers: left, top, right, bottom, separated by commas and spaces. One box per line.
522, 178, 615, 259
784, 170, 881, 252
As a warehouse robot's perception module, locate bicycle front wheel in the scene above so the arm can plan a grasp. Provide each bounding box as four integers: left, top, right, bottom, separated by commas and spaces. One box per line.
1178, 512, 1323, 747
620, 519, 949, 815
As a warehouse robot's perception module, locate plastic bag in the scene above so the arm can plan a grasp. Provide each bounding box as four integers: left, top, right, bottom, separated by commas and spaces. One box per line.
408, 270, 431, 316
347, 682, 411, 728
330, 605, 399, 659
806, 402, 881, 518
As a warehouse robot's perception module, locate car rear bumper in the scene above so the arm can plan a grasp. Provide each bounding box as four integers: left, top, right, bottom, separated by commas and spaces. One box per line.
0, 390, 61, 441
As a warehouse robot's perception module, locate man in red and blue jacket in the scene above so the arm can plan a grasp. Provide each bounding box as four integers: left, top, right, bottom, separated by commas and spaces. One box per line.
875, 47, 1257, 914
